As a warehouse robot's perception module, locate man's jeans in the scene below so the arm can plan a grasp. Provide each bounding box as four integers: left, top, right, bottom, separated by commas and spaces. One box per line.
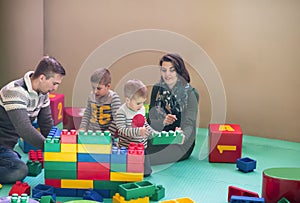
0, 145, 28, 184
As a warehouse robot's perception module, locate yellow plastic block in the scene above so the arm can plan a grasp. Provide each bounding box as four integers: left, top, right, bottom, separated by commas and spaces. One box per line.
112, 193, 149, 203
44, 152, 77, 162
77, 143, 112, 154
61, 143, 77, 152
160, 198, 195, 203
110, 172, 143, 182
61, 179, 93, 189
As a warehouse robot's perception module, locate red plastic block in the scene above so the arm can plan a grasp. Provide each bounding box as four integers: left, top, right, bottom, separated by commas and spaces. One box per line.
63, 107, 85, 130
228, 185, 259, 202
60, 129, 77, 144
28, 150, 44, 168
49, 93, 64, 125
209, 124, 243, 163
77, 162, 110, 180
127, 142, 145, 164
9, 181, 31, 196
45, 179, 61, 188
127, 163, 144, 173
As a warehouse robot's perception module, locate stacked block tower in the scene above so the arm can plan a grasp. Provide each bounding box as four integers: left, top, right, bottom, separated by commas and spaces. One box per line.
43, 127, 144, 198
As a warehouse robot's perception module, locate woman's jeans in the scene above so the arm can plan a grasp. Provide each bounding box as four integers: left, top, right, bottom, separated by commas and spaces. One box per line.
0, 145, 28, 184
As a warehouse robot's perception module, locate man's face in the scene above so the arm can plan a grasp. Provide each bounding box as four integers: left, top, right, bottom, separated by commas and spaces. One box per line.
39, 74, 64, 94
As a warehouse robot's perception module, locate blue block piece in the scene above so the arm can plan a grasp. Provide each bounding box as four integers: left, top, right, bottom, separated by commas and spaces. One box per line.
18, 138, 37, 153
77, 153, 110, 163
83, 189, 104, 202
95, 189, 111, 198
237, 157, 257, 173
32, 184, 56, 201
54, 188, 78, 197
230, 195, 265, 203
111, 146, 127, 164
48, 126, 62, 138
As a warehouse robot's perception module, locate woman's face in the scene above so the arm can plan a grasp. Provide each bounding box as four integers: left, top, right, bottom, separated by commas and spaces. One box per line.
161, 61, 178, 89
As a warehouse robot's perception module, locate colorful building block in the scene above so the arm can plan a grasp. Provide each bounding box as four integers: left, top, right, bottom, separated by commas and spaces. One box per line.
26, 160, 42, 176
151, 130, 183, 145
10, 193, 29, 203
112, 193, 149, 203
118, 181, 156, 200
82, 189, 103, 202
277, 197, 290, 203
40, 196, 56, 203
9, 181, 31, 196
159, 197, 195, 203
230, 195, 265, 203
61, 179, 93, 189
110, 172, 143, 182
78, 130, 111, 144
150, 185, 165, 201
111, 146, 127, 164
60, 129, 77, 144
44, 136, 60, 152
32, 184, 56, 201
228, 186, 259, 202
77, 162, 110, 180
28, 150, 44, 168
237, 157, 256, 172
49, 93, 64, 125
209, 124, 243, 163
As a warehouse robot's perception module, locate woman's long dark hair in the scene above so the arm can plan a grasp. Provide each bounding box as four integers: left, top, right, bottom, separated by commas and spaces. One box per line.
159, 53, 190, 84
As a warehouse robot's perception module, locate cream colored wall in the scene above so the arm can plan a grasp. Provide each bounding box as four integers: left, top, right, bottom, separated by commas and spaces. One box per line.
1, 0, 299, 142
0, 0, 44, 85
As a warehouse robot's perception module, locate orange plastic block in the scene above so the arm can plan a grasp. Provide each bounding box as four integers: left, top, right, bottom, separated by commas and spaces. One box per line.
112, 193, 149, 203
110, 172, 143, 182
209, 124, 243, 163
49, 93, 64, 125
159, 197, 195, 203
61, 179, 93, 189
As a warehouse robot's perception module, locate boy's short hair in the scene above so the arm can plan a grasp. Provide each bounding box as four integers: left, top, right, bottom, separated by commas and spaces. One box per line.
124, 79, 147, 99
90, 68, 111, 86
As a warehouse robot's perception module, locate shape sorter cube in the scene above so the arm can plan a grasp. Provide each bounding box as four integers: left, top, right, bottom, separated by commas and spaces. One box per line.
236, 157, 256, 173
209, 124, 243, 163
151, 130, 183, 145
49, 93, 64, 125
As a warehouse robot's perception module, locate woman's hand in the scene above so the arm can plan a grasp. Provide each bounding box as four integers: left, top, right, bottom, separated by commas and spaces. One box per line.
163, 114, 177, 125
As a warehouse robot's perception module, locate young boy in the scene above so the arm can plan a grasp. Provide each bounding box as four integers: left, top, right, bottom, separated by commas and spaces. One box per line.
116, 79, 154, 176
79, 68, 121, 139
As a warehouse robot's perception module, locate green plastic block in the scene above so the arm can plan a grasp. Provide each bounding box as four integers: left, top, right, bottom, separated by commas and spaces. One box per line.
151, 130, 183, 145
150, 185, 165, 201
93, 180, 124, 190
118, 180, 156, 200
40, 196, 55, 203
44, 169, 77, 179
110, 163, 127, 172
44, 136, 60, 152
78, 130, 111, 144
10, 193, 29, 203
44, 161, 76, 170
26, 160, 42, 176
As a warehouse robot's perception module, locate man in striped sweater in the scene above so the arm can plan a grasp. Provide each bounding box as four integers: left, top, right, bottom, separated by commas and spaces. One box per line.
116, 79, 155, 176
0, 56, 66, 184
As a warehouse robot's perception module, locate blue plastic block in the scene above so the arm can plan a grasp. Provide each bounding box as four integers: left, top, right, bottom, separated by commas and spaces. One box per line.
237, 157, 257, 172
48, 126, 62, 139
111, 146, 127, 164
230, 195, 265, 203
54, 188, 77, 197
32, 184, 55, 200
83, 189, 103, 202
77, 153, 110, 163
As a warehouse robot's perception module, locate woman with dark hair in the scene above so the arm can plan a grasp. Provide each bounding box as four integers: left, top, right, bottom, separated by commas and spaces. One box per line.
147, 53, 199, 165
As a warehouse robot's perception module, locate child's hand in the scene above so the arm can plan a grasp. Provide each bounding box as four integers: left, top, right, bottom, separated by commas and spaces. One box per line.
139, 127, 150, 138
163, 114, 177, 125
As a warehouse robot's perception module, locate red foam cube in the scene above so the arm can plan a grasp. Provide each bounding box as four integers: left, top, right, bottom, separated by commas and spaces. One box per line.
49, 93, 65, 125
63, 107, 85, 130
209, 124, 243, 163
